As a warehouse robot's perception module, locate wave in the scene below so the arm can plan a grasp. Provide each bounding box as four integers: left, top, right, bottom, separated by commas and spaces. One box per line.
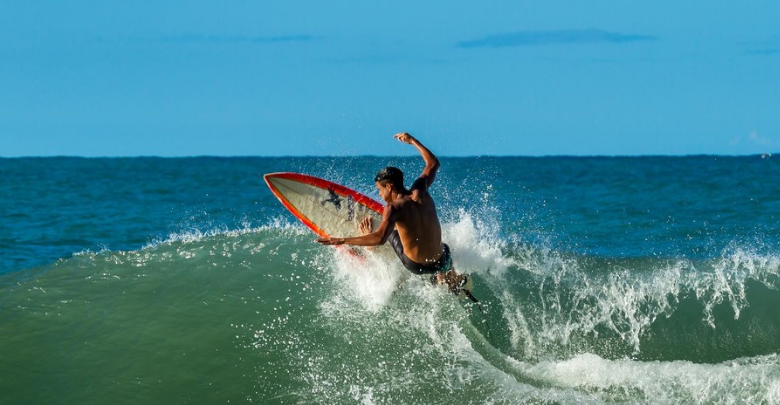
2, 215, 780, 404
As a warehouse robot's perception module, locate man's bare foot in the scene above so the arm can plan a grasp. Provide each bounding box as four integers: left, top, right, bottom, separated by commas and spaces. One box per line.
434, 270, 466, 293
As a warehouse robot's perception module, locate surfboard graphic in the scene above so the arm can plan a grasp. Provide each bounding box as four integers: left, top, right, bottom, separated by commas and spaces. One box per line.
263, 172, 384, 238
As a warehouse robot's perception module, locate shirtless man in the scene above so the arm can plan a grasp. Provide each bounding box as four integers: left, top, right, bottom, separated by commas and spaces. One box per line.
316, 133, 470, 296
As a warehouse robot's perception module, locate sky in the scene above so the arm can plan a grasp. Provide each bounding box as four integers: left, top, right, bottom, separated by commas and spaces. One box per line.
1, 1, 779, 157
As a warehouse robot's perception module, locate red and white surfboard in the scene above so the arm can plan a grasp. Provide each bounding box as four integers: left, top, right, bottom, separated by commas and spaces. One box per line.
264, 172, 384, 238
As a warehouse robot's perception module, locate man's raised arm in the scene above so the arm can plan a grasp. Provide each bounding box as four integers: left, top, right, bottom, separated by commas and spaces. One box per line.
393, 132, 440, 186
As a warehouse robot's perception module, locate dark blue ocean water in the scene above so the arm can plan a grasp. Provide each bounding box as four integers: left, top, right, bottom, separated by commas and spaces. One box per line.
1, 156, 779, 404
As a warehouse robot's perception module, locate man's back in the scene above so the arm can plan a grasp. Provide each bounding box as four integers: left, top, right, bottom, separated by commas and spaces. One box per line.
392, 182, 443, 263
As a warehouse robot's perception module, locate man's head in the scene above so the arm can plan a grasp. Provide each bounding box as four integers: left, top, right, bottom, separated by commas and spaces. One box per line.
374, 166, 404, 202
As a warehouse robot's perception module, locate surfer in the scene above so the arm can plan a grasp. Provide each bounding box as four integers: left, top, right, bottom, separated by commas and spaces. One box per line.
315, 133, 476, 301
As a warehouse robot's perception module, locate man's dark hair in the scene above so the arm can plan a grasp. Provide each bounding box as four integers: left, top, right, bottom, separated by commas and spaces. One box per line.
374, 166, 405, 190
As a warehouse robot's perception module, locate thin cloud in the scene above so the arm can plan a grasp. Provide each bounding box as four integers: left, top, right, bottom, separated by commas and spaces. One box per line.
741, 36, 780, 56
731, 131, 780, 150
749, 131, 780, 148
745, 47, 780, 56
155, 34, 318, 44
457, 29, 656, 48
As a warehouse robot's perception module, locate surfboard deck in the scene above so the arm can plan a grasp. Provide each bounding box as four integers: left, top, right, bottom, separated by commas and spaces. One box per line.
263, 172, 384, 239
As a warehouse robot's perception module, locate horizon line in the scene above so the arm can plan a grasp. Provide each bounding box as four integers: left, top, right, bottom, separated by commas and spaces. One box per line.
1, 152, 776, 159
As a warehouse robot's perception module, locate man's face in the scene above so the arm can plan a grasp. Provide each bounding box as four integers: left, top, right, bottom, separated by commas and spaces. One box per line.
376, 182, 393, 203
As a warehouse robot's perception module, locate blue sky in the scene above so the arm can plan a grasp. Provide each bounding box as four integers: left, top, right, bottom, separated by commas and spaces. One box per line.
1, 1, 778, 157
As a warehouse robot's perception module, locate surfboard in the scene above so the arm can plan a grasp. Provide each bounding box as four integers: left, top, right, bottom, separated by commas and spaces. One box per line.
263, 172, 384, 239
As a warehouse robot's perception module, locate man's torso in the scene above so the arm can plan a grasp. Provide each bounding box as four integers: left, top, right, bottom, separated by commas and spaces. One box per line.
391, 189, 443, 263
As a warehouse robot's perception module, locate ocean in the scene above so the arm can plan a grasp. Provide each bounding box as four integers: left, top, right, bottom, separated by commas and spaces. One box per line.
1, 155, 779, 404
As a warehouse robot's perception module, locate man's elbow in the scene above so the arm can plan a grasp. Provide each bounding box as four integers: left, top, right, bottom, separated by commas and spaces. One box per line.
427, 158, 440, 172
377, 233, 391, 246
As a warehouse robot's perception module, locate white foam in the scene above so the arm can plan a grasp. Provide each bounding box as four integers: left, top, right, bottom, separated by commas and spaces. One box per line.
324, 246, 407, 312
442, 209, 517, 278
522, 353, 780, 404
488, 242, 780, 355
142, 217, 307, 249
692, 245, 780, 326
501, 290, 538, 357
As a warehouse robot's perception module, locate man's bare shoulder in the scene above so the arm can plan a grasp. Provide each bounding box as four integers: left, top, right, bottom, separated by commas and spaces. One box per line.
391, 195, 413, 208
409, 176, 430, 193
388, 194, 418, 216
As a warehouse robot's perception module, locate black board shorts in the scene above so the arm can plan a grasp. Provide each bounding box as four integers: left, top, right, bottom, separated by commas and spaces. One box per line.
387, 230, 452, 275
